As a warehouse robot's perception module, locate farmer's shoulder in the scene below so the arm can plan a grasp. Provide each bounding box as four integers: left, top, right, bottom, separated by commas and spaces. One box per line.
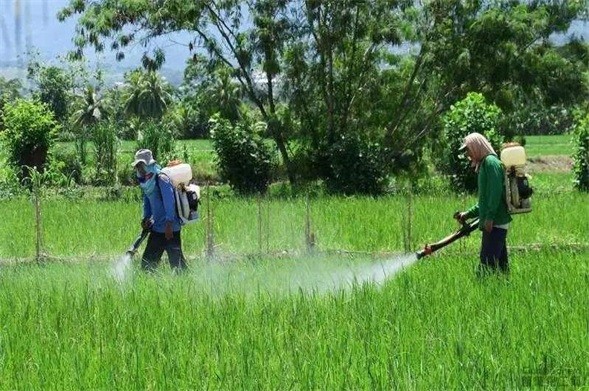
157, 173, 172, 185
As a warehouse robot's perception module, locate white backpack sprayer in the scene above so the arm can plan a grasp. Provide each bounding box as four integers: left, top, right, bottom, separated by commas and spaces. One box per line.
416, 143, 533, 259
161, 162, 201, 225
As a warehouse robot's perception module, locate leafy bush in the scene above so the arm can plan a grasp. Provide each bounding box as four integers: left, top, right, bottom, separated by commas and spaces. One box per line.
441, 92, 503, 193
47, 149, 83, 185
572, 111, 589, 191
325, 134, 389, 196
210, 115, 273, 195
0, 99, 59, 180
164, 101, 209, 139
136, 120, 175, 165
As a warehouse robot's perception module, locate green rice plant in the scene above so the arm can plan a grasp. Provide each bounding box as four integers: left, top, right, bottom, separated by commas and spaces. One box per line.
0, 249, 586, 389
0, 187, 586, 261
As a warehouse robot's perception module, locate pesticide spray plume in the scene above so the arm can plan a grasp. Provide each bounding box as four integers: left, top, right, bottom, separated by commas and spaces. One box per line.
112, 229, 150, 283
415, 218, 479, 259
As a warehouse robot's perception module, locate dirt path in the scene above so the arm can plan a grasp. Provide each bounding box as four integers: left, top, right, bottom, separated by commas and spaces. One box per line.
527, 155, 572, 173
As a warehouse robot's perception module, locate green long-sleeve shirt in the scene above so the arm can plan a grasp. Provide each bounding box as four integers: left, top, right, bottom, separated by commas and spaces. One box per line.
465, 154, 512, 229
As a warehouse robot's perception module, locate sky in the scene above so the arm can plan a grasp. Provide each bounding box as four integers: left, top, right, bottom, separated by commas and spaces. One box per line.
0, 0, 192, 81
0, 0, 588, 82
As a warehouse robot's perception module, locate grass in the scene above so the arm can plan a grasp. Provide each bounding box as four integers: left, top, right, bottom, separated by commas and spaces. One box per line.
524, 134, 572, 157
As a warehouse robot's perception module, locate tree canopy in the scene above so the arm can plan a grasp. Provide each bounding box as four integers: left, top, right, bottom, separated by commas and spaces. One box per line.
58, 0, 589, 192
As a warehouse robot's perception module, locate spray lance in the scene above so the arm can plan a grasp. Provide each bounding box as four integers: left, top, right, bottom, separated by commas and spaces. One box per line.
124, 216, 155, 256
126, 228, 150, 256
415, 215, 480, 260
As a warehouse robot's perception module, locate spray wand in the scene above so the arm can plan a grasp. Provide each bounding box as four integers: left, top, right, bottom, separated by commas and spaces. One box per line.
415, 217, 479, 260
126, 229, 150, 256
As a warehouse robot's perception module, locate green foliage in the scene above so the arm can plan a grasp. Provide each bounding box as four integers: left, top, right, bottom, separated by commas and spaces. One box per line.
92, 122, 120, 186
163, 100, 208, 139
30, 65, 73, 123
441, 92, 503, 193
136, 121, 175, 165
123, 69, 173, 120
210, 115, 273, 195
571, 111, 589, 191
325, 135, 389, 196
0, 76, 22, 131
505, 104, 575, 137
47, 148, 83, 185
1, 99, 60, 179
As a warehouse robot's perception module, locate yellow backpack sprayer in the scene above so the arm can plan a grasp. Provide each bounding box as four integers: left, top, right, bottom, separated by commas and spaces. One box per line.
500, 143, 533, 214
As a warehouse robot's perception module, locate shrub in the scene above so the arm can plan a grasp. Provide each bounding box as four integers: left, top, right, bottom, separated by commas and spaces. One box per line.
325, 134, 389, 196
210, 115, 273, 195
0, 99, 59, 181
441, 92, 503, 193
47, 149, 83, 185
136, 120, 175, 165
572, 111, 589, 191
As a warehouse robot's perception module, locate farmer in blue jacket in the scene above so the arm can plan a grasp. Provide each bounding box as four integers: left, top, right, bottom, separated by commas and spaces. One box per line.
132, 149, 187, 272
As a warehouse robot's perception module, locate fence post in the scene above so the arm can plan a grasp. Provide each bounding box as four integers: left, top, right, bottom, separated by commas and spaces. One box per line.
28, 167, 45, 263
305, 193, 315, 253
205, 182, 215, 259
402, 184, 413, 253
257, 194, 262, 254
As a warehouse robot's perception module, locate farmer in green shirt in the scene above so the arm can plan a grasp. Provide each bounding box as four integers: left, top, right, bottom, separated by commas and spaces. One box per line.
455, 132, 512, 275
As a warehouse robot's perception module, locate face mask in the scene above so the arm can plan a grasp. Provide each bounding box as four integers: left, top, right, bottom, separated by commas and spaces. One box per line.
137, 164, 161, 195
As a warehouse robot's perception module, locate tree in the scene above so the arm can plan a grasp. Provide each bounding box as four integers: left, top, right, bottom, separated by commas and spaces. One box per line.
71, 85, 107, 165
59, 0, 297, 184
572, 110, 589, 191
28, 64, 73, 124
123, 69, 173, 121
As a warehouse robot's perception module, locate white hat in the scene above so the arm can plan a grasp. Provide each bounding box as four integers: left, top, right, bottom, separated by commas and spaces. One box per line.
131, 149, 156, 167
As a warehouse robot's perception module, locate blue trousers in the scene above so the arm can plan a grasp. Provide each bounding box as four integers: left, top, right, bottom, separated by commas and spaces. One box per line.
479, 227, 509, 273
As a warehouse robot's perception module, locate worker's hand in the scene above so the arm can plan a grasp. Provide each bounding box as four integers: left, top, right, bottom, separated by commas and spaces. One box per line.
454, 211, 467, 224
484, 220, 493, 233
164, 222, 173, 240
141, 218, 152, 230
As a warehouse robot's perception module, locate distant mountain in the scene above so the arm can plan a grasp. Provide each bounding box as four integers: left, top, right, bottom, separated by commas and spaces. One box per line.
0, 0, 587, 86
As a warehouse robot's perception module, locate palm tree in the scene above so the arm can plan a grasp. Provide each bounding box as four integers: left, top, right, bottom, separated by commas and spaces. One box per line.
71, 86, 105, 165
207, 67, 242, 123
123, 70, 173, 121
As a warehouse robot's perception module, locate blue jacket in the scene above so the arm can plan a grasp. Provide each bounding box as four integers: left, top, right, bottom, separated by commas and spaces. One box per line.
142, 174, 182, 233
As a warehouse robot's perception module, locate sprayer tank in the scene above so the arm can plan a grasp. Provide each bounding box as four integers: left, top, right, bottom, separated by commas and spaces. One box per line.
500, 145, 526, 167
161, 163, 192, 186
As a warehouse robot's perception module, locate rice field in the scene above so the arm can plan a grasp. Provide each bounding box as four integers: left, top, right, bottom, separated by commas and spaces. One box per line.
0, 135, 587, 389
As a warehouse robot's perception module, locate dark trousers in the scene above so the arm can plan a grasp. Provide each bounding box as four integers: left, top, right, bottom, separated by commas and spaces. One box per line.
141, 230, 187, 272
479, 227, 509, 274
